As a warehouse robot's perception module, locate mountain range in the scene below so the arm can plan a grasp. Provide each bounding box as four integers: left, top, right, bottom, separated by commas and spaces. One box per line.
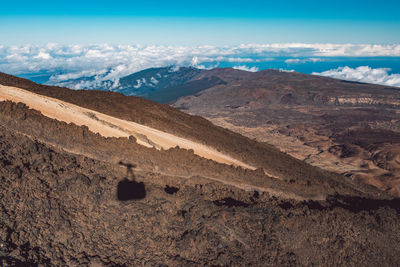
51, 66, 227, 103
56, 66, 400, 196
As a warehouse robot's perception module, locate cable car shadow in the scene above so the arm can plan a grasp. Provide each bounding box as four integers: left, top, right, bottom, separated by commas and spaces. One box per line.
117, 161, 146, 201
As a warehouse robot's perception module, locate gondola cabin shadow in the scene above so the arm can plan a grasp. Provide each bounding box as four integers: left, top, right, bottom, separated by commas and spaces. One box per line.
117, 162, 146, 201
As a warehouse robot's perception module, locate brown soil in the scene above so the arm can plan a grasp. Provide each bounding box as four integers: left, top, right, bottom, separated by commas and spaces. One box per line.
0, 85, 254, 169
0, 72, 399, 265
1, 115, 400, 266
0, 71, 369, 194
172, 68, 400, 196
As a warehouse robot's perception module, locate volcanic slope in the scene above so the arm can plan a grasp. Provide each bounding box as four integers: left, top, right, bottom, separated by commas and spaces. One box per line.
0, 74, 375, 199
171, 68, 400, 196
0, 71, 373, 192
1, 72, 400, 265
0, 84, 253, 169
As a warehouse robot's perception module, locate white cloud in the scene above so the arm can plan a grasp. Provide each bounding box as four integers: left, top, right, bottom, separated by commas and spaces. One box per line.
0, 43, 399, 89
150, 77, 159, 84
169, 65, 180, 72
284, 58, 302, 64
239, 43, 400, 57
49, 69, 108, 82
34, 51, 52, 60
133, 78, 145, 89
313, 66, 400, 87
279, 69, 295, 73
226, 57, 255, 62
233, 65, 259, 72
191, 56, 200, 66
285, 57, 323, 64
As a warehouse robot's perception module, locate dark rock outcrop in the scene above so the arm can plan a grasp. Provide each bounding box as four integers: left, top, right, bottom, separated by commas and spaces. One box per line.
1, 125, 400, 266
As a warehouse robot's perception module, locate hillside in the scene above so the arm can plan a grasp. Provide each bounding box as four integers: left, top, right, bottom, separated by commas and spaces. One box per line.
116, 66, 203, 97
56, 65, 400, 196
0, 72, 399, 265
170, 68, 400, 196
0, 71, 364, 189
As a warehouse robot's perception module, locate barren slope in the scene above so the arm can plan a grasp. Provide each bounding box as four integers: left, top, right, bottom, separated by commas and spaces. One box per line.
0, 84, 254, 169
1, 124, 399, 266
172, 68, 400, 196
0, 73, 400, 266
0, 71, 364, 189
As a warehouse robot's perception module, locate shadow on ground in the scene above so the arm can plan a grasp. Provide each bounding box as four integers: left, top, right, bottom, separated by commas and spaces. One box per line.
117, 161, 146, 201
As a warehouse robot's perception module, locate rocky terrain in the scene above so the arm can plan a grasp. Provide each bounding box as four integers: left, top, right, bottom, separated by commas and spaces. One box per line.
170, 68, 400, 196
55, 65, 400, 196
0, 73, 400, 266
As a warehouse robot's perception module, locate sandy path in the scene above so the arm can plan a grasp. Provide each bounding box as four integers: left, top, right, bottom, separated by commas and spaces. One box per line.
0, 85, 255, 170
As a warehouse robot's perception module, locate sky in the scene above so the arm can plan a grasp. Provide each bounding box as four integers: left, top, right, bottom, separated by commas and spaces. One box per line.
1, 0, 400, 45
1, 0, 400, 88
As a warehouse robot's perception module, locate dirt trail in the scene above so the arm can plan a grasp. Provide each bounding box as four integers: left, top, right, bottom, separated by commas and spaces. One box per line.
0, 84, 255, 170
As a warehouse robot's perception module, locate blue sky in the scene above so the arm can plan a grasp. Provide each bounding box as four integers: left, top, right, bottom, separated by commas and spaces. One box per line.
1, 0, 400, 89
1, 0, 399, 45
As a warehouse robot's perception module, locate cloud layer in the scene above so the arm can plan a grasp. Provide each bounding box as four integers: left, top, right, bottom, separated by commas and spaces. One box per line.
233, 65, 259, 72
313, 66, 400, 87
284, 58, 322, 64
1, 43, 400, 89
